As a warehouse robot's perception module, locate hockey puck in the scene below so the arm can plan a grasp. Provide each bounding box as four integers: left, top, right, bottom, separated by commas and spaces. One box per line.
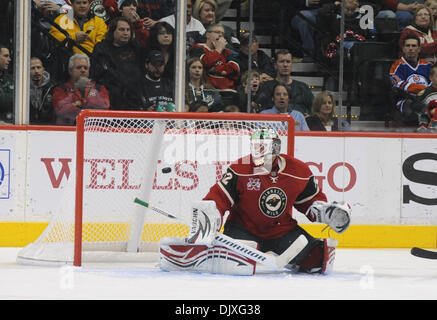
162, 167, 172, 174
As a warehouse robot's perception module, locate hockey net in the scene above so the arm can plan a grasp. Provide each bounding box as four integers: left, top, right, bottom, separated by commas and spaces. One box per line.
17, 111, 294, 266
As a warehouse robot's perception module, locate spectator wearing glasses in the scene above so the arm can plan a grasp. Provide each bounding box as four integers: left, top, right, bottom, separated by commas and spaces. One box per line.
146, 21, 175, 79
399, 4, 437, 63
189, 23, 240, 106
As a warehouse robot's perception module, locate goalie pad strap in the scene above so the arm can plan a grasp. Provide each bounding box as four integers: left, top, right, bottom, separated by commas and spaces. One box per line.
159, 238, 257, 276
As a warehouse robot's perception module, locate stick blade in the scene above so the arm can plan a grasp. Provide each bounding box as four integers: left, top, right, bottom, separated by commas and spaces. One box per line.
276, 235, 308, 269
411, 247, 437, 260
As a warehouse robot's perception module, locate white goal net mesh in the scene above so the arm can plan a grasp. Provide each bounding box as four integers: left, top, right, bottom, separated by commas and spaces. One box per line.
17, 112, 294, 265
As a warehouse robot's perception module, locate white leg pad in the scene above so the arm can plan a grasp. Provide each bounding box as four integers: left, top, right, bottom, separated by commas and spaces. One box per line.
159, 237, 257, 276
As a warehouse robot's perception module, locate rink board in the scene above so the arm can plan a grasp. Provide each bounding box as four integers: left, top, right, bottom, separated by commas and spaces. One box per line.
0, 126, 436, 248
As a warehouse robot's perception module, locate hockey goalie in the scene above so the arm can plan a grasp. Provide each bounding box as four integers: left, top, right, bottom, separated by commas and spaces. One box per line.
159, 127, 351, 275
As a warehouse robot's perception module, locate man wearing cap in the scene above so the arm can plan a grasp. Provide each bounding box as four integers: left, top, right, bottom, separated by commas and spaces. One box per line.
141, 50, 175, 110
237, 32, 275, 84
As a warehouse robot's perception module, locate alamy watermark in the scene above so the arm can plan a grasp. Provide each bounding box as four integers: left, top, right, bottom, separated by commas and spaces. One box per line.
359, 5, 374, 30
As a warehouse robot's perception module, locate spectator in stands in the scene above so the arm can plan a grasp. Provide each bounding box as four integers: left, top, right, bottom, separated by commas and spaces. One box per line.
119, 0, 151, 47
257, 49, 314, 116
52, 54, 110, 125
89, 0, 120, 23
399, 5, 437, 63
146, 21, 175, 79
237, 70, 263, 113
141, 50, 174, 111
425, 0, 437, 30
185, 57, 224, 112
0, 44, 13, 123
408, 64, 437, 130
378, 1, 422, 30
188, 100, 210, 112
33, 0, 70, 27
192, 0, 240, 51
236, 32, 275, 83
29, 57, 56, 124
160, 0, 206, 49
135, 0, 175, 26
390, 33, 432, 126
318, 0, 368, 66
90, 16, 144, 110
306, 90, 351, 131
50, 0, 108, 55
224, 104, 240, 112
290, 0, 325, 61
261, 83, 309, 131
189, 23, 240, 106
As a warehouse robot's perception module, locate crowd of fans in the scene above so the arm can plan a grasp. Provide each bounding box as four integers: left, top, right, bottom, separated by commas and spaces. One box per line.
0, 0, 436, 131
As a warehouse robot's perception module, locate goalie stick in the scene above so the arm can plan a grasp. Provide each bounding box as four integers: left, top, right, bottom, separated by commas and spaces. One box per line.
410, 247, 437, 260
134, 197, 308, 270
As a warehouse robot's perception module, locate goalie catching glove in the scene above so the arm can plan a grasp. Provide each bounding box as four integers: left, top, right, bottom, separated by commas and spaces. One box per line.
187, 200, 222, 246
307, 201, 351, 234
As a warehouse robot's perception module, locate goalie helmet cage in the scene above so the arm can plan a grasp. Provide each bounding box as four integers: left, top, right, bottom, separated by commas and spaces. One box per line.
17, 111, 295, 267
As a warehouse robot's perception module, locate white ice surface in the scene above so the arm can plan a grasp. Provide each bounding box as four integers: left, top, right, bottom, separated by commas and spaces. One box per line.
1, 247, 437, 300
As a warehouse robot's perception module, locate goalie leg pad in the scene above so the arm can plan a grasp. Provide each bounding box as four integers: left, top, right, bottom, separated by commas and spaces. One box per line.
159, 238, 257, 276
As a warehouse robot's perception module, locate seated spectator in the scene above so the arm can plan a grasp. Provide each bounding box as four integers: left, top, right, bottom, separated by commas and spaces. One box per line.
426, 100, 437, 130
257, 49, 314, 115
33, 0, 70, 27
0, 44, 13, 123
119, 0, 151, 47
141, 50, 174, 110
29, 57, 56, 124
50, 0, 108, 55
409, 64, 437, 131
136, 0, 175, 27
90, 16, 144, 110
52, 54, 110, 125
425, 0, 437, 30
146, 21, 175, 79
237, 70, 263, 113
390, 34, 432, 126
378, 0, 421, 31
189, 23, 240, 106
89, 0, 120, 23
318, 0, 368, 66
224, 104, 240, 112
185, 57, 224, 112
399, 5, 437, 63
192, 0, 240, 51
261, 83, 309, 131
306, 91, 351, 131
160, 0, 205, 49
237, 32, 275, 83
188, 100, 209, 112
290, 0, 324, 60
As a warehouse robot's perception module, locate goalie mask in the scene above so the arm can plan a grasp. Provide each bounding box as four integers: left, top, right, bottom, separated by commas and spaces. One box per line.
250, 127, 281, 166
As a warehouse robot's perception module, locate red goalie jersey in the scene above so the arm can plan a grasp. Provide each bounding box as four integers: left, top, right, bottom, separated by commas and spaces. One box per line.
203, 154, 327, 239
